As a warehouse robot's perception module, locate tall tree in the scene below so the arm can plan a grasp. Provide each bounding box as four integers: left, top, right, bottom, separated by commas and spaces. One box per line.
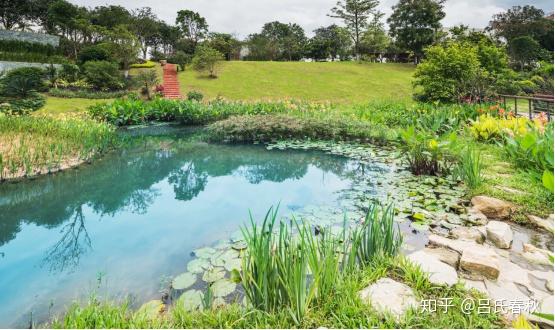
207, 33, 241, 61
131, 7, 160, 59
488, 5, 553, 51
387, 0, 445, 64
258, 21, 307, 61
90, 5, 131, 29
360, 15, 390, 59
328, 0, 380, 60
104, 25, 140, 77
309, 25, 352, 61
0, 0, 32, 30
175, 10, 208, 48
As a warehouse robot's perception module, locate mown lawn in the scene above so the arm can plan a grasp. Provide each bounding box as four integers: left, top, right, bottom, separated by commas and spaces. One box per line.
179, 61, 415, 103
36, 96, 112, 115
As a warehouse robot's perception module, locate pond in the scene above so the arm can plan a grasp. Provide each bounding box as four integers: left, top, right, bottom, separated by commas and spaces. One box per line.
0, 128, 394, 327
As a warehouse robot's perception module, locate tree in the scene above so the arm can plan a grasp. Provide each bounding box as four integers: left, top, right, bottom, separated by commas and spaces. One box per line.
488, 5, 553, 51
257, 21, 307, 61
207, 33, 241, 60
192, 46, 224, 78
328, 0, 380, 60
387, 0, 446, 64
168, 51, 191, 71
131, 7, 160, 59
89, 5, 131, 29
359, 16, 390, 59
104, 25, 140, 77
157, 22, 180, 55
136, 69, 159, 100
176, 10, 208, 48
508, 36, 542, 70
0, 0, 32, 29
309, 25, 352, 61
46, 0, 91, 58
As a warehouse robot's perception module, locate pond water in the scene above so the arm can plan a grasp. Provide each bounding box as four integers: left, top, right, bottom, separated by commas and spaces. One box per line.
0, 129, 385, 327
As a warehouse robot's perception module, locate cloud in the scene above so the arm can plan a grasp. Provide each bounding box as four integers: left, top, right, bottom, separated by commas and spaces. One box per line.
69, 0, 554, 38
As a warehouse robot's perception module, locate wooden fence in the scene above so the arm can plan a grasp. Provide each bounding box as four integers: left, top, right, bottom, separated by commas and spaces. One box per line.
498, 94, 554, 121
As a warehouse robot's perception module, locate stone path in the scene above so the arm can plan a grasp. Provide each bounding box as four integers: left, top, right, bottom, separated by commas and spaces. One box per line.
162, 64, 181, 99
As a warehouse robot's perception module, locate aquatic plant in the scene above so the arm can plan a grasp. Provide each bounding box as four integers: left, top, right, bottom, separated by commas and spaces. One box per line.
454, 146, 484, 189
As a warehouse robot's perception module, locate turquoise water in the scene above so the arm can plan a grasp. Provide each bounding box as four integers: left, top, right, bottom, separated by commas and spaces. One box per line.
0, 130, 366, 327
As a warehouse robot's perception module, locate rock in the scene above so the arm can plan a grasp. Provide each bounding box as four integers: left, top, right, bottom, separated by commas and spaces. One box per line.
137, 300, 165, 320
521, 243, 554, 266
450, 227, 485, 244
465, 207, 488, 226
359, 278, 418, 321
486, 221, 513, 249
547, 280, 554, 293
460, 247, 500, 280
427, 234, 477, 254
424, 247, 460, 268
408, 250, 458, 286
463, 279, 488, 294
527, 214, 554, 233
471, 196, 515, 219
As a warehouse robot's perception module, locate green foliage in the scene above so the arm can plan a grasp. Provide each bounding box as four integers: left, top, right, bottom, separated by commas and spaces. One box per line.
0, 39, 59, 56
308, 24, 352, 61
167, 51, 191, 71
48, 88, 130, 99
82, 60, 125, 91
186, 90, 203, 102
192, 46, 224, 78
0, 51, 65, 64
130, 60, 157, 69
0, 93, 46, 115
399, 126, 455, 176
78, 44, 112, 64
0, 67, 46, 97
175, 10, 209, 46
135, 69, 159, 100
454, 146, 484, 189
508, 36, 542, 70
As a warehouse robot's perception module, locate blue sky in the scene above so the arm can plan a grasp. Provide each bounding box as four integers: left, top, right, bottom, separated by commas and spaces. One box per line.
70, 0, 554, 37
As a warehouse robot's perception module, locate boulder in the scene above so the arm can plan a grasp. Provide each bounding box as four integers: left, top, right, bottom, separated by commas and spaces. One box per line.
408, 250, 459, 286
359, 278, 418, 321
471, 196, 515, 219
465, 207, 488, 226
527, 214, 554, 233
486, 221, 513, 249
425, 247, 460, 268
427, 234, 477, 254
450, 226, 485, 244
521, 243, 554, 266
460, 247, 500, 280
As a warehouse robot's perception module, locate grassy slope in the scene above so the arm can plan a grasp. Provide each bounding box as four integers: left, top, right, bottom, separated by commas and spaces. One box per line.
37, 96, 111, 115
179, 61, 415, 103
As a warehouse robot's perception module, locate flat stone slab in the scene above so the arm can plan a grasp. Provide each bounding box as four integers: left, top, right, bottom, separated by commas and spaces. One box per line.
427, 234, 478, 254
359, 278, 418, 320
521, 243, 554, 266
486, 221, 513, 249
408, 250, 458, 286
527, 214, 554, 233
425, 246, 460, 268
450, 226, 485, 243
471, 196, 515, 219
460, 247, 500, 280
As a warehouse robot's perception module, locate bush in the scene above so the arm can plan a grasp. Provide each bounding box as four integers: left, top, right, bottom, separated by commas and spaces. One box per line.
0, 39, 59, 56
187, 90, 204, 102
59, 63, 81, 82
192, 46, 224, 78
48, 88, 131, 99
0, 93, 46, 115
78, 44, 112, 64
168, 51, 191, 71
469, 114, 537, 142
130, 60, 157, 69
0, 67, 46, 97
0, 52, 64, 64
83, 61, 125, 91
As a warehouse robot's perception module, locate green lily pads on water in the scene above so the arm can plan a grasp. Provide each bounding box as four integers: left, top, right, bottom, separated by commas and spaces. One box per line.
411, 222, 430, 231
187, 258, 210, 274
223, 257, 242, 272
172, 272, 196, 290
211, 278, 236, 297
194, 247, 217, 259
211, 249, 240, 267
178, 289, 204, 311
231, 241, 247, 251
202, 267, 225, 283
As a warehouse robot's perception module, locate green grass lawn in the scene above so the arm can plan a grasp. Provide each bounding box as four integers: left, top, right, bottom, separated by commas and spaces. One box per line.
36, 96, 112, 115
179, 61, 415, 103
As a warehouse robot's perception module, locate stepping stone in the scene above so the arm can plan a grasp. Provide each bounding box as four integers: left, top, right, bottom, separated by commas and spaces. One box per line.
465, 207, 488, 226
486, 221, 513, 249
424, 246, 460, 268
450, 226, 485, 243
521, 243, 554, 266
527, 214, 554, 233
471, 196, 515, 219
427, 234, 477, 254
408, 250, 458, 286
460, 247, 500, 280
359, 278, 418, 321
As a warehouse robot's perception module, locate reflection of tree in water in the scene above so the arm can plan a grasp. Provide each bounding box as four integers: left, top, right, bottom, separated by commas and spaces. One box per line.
41, 205, 91, 273
0, 133, 362, 272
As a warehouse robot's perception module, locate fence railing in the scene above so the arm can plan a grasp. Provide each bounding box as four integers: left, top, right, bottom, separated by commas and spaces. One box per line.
498, 94, 554, 121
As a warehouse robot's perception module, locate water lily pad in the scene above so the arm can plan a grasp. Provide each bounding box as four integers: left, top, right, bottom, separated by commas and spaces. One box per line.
187, 258, 210, 274
202, 267, 225, 283
211, 249, 239, 267
223, 257, 242, 272
178, 289, 203, 311
231, 241, 247, 251
194, 247, 216, 259
172, 272, 196, 290
137, 300, 164, 320
211, 279, 236, 297
411, 222, 429, 231
411, 212, 426, 221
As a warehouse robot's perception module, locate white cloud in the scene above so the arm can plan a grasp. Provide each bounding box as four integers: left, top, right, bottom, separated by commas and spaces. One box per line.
69, 0, 554, 38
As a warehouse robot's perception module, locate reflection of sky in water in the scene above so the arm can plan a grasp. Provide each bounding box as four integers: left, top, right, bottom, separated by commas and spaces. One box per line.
0, 136, 360, 327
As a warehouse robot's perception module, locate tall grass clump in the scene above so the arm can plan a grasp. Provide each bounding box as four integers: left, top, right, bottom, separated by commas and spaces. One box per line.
239, 202, 402, 324
454, 146, 484, 189
0, 114, 116, 180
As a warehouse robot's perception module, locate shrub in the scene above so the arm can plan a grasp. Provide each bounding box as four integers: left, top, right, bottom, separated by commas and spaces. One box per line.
130, 60, 157, 69
48, 88, 131, 99
187, 90, 203, 102
168, 51, 191, 71
0, 39, 59, 56
0, 52, 64, 64
0, 67, 46, 97
469, 114, 536, 142
78, 44, 112, 64
192, 46, 224, 78
59, 63, 81, 82
0, 93, 46, 115
83, 61, 125, 91
136, 69, 159, 100
398, 126, 456, 176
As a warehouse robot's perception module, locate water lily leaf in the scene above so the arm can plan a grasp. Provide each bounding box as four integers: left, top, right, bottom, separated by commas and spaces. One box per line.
231, 241, 247, 251
187, 258, 210, 274
202, 267, 225, 283
223, 257, 242, 272
411, 213, 426, 221
137, 300, 164, 320
172, 272, 196, 290
211, 249, 239, 267
178, 289, 203, 311
411, 222, 429, 231
194, 247, 217, 259
211, 279, 236, 297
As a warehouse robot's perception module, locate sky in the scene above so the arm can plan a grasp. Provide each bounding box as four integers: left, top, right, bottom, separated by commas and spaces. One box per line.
70, 0, 554, 38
